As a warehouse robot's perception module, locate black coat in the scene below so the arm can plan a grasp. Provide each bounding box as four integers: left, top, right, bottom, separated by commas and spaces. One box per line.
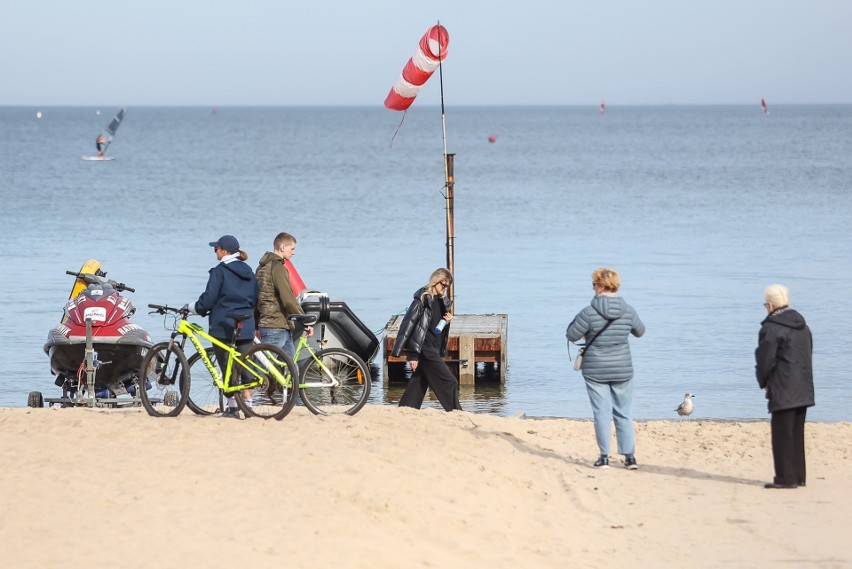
755, 307, 815, 413
391, 287, 450, 359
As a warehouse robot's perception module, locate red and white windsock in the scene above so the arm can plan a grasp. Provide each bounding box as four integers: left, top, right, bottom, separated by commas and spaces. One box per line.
384, 25, 449, 111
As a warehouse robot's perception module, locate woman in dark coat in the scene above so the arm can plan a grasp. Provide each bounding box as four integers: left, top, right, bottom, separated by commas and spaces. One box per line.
194, 234, 259, 419
755, 284, 815, 489
392, 268, 462, 412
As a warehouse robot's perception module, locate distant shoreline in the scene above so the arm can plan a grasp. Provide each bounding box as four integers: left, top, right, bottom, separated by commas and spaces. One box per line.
5, 103, 852, 109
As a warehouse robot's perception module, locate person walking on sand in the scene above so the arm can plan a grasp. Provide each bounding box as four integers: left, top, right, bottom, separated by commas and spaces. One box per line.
193, 235, 259, 419
255, 232, 313, 357
755, 284, 814, 489
393, 268, 462, 412
566, 268, 645, 470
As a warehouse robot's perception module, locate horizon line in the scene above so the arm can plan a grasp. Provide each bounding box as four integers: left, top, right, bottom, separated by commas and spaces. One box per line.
3, 102, 852, 109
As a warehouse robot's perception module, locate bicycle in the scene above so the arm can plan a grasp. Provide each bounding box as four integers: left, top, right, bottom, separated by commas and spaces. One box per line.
187, 313, 371, 416
142, 304, 298, 419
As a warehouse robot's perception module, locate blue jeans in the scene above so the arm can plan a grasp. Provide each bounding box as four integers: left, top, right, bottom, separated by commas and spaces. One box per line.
259, 327, 295, 357
584, 379, 635, 456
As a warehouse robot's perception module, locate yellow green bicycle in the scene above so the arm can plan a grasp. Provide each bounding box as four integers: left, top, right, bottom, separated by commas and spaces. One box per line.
141, 304, 298, 419
187, 313, 371, 417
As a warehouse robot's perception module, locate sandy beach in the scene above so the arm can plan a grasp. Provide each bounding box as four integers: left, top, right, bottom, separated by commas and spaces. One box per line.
1, 405, 850, 568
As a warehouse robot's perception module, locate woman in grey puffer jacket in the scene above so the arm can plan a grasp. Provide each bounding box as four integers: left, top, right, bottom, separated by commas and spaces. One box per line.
566, 268, 645, 470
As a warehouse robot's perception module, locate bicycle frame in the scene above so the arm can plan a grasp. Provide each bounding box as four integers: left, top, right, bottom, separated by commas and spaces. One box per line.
172, 319, 285, 393
253, 333, 343, 389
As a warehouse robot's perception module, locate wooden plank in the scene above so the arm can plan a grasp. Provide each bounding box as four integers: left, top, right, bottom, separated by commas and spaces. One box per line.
500, 316, 508, 384
458, 335, 475, 385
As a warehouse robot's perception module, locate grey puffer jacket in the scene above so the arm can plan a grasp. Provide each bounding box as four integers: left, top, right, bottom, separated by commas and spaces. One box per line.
566, 295, 645, 383
755, 307, 814, 413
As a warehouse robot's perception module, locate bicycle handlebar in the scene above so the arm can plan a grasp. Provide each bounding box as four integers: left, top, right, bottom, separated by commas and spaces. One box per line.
148, 303, 190, 317
66, 270, 135, 293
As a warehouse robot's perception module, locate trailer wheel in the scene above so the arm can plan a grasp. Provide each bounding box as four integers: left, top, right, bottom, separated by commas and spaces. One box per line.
27, 391, 44, 408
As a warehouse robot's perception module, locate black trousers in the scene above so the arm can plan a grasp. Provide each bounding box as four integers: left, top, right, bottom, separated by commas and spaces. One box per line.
398, 350, 462, 412
770, 406, 808, 486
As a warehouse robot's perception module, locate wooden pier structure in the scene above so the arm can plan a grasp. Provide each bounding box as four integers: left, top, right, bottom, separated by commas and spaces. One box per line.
382, 313, 507, 385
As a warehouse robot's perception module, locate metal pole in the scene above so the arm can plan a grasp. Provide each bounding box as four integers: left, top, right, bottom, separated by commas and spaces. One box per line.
444, 153, 455, 306
436, 21, 455, 307
84, 318, 96, 407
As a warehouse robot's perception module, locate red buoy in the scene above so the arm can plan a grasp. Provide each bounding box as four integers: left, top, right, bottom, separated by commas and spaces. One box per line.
284, 259, 307, 296
488, 134, 496, 143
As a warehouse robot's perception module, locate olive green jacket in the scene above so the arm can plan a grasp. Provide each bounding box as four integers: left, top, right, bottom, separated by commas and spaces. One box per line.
254, 251, 303, 330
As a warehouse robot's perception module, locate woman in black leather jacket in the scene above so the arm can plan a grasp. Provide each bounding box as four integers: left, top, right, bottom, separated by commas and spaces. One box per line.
392, 268, 462, 411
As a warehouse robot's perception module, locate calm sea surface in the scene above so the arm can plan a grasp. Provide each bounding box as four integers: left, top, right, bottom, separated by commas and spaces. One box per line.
1, 105, 850, 421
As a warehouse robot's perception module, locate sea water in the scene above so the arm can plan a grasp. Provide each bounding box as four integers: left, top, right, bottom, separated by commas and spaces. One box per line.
1, 105, 850, 421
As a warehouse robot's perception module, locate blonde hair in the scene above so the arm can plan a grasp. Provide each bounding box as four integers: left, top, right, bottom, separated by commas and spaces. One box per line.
764, 284, 790, 308
423, 268, 453, 299
592, 268, 620, 293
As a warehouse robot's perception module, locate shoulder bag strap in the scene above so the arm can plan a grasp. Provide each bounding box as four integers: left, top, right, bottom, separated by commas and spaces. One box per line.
583, 317, 615, 351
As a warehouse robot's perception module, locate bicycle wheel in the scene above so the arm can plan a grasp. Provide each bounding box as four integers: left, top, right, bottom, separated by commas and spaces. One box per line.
186, 348, 225, 416
299, 348, 370, 416
138, 341, 190, 417
234, 343, 298, 420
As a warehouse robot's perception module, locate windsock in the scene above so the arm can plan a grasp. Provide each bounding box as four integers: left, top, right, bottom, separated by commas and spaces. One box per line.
384, 25, 449, 111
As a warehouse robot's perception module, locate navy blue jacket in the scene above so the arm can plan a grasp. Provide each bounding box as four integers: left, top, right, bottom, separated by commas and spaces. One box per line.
195, 259, 259, 341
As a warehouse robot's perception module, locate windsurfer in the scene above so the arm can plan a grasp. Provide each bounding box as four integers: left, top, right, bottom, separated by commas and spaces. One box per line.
96, 133, 107, 157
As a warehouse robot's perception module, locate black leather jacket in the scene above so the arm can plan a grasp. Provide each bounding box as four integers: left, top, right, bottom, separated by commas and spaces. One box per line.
391, 287, 450, 359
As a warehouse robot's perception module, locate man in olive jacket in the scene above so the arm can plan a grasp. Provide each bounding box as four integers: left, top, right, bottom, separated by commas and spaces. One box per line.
255, 232, 312, 356
755, 284, 814, 489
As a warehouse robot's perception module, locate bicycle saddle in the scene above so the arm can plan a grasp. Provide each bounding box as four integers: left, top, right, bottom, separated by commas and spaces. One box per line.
289, 314, 318, 326
226, 313, 254, 322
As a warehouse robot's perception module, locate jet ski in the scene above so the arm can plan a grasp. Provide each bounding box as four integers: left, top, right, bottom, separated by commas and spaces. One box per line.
38, 265, 153, 406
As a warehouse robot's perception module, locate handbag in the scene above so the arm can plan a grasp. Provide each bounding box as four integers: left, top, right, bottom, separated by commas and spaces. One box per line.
573, 317, 615, 371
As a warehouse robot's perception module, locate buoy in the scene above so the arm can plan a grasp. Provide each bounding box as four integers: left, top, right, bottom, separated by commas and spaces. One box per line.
284, 259, 307, 296
488, 134, 496, 143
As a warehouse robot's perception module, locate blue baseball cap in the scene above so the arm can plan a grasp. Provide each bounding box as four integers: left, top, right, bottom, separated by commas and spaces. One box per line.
209, 235, 240, 253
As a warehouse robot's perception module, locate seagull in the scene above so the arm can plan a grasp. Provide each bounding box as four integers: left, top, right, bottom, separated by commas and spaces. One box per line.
676, 393, 695, 421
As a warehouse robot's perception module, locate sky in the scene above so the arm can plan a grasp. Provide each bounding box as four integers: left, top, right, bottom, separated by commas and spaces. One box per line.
2, 0, 851, 106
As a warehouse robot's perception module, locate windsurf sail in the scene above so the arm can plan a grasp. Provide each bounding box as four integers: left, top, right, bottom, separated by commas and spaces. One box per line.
106, 107, 126, 137
599, 100, 606, 115
761, 98, 768, 114
101, 107, 127, 155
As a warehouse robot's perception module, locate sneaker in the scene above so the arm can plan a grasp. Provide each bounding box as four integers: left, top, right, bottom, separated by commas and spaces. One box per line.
624, 455, 638, 470
593, 455, 610, 469
221, 408, 241, 420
